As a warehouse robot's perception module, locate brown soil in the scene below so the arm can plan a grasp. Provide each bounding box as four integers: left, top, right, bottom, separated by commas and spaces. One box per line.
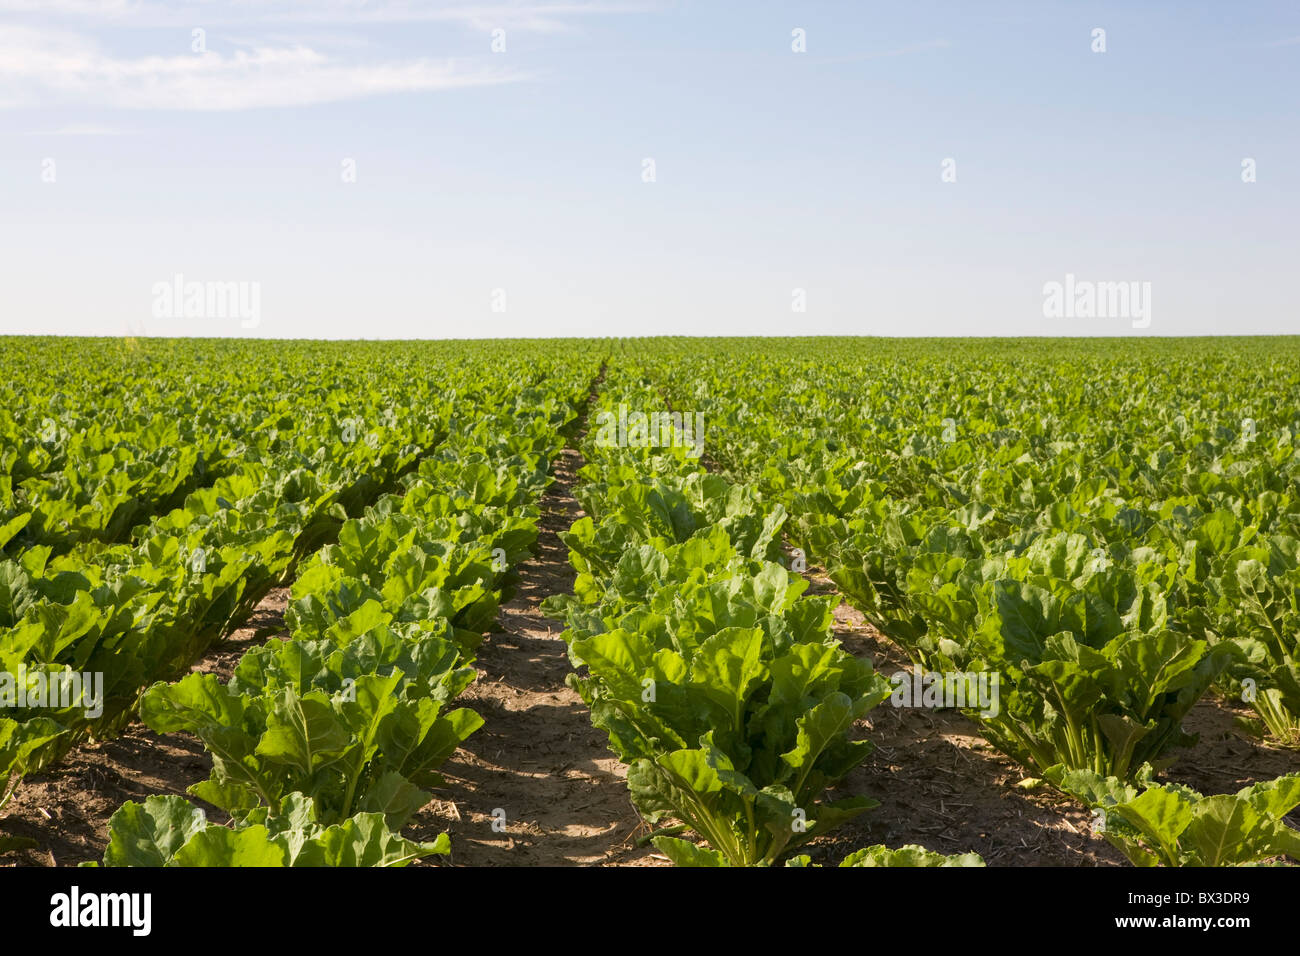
408, 446, 662, 866
793, 576, 1300, 866
192, 588, 291, 681
0, 589, 289, 866
797, 589, 1125, 866
1172, 692, 1300, 796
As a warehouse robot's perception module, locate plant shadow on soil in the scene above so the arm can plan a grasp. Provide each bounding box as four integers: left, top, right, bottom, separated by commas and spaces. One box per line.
406, 446, 662, 865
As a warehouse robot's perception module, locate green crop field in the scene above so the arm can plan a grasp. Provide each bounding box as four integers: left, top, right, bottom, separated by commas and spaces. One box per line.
3, 336, 1299, 869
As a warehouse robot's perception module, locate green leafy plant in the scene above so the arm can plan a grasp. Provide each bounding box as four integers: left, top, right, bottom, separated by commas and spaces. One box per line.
550, 371, 890, 866
140, 622, 482, 829
87, 793, 447, 867
785, 844, 985, 867
2, 340, 597, 814
1049, 764, 1300, 866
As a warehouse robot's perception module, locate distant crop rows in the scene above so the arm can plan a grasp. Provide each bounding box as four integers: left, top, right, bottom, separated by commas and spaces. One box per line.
3, 336, 1299, 867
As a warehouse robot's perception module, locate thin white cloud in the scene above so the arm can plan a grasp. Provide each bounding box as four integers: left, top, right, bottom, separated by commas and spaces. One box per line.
0, 0, 146, 14
0, 26, 529, 110
255, 2, 656, 34
21, 123, 124, 134
0, 1, 655, 32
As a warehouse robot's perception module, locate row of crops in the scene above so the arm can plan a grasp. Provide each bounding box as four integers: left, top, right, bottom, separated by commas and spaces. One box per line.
0, 339, 602, 864
542, 363, 980, 867
93, 390, 584, 865
635, 338, 1300, 865
2, 336, 1299, 867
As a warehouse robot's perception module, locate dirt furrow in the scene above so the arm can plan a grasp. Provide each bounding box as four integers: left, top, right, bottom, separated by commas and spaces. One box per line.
409, 445, 661, 866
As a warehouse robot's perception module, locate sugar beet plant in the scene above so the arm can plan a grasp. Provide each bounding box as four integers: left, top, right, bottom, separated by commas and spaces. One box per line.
845, 527, 1235, 778
642, 340, 1299, 779
1, 352, 467, 811
6, 336, 1300, 869
1049, 764, 1300, 866
1, 341, 598, 819
86, 793, 450, 868
786, 844, 985, 867
1178, 524, 1300, 746
94, 383, 588, 866
545, 368, 892, 867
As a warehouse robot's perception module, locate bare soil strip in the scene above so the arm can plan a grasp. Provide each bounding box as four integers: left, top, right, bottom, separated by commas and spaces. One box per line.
408, 446, 661, 866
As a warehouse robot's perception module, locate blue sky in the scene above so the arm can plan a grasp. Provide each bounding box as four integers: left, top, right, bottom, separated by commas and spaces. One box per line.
1, 1, 1297, 339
